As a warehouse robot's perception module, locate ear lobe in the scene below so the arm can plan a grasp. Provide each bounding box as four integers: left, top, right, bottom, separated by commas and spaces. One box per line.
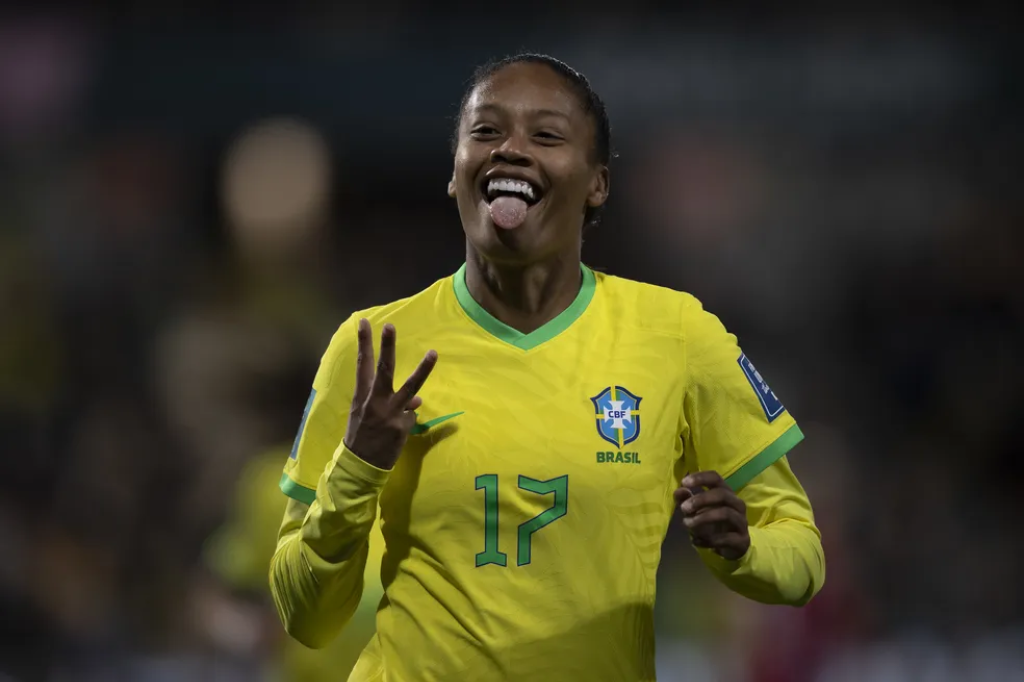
586, 166, 610, 208
448, 176, 457, 198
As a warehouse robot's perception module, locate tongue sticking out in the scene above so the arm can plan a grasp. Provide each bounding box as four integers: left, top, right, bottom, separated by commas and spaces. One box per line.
489, 196, 528, 229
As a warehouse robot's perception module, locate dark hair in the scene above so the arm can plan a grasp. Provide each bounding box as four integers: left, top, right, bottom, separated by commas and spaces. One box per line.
451, 53, 613, 230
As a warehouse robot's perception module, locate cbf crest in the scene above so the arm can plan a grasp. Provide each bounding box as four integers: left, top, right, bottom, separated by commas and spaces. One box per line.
591, 386, 643, 448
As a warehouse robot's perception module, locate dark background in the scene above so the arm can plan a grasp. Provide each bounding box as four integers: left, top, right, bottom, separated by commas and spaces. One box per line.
1, 5, 1021, 681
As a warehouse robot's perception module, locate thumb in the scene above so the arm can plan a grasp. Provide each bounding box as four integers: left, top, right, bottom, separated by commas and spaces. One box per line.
399, 409, 419, 433
673, 484, 694, 506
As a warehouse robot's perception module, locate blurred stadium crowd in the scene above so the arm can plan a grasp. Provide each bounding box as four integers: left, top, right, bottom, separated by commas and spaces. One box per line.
1, 7, 1022, 682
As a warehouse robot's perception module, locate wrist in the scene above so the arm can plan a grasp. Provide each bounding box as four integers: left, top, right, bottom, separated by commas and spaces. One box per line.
334, 442, 395, 484
343, 437, 396, 471
716, 535, 751, 561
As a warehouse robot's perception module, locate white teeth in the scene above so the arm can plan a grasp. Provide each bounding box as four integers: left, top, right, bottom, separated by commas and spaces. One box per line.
486, 178, 536, 201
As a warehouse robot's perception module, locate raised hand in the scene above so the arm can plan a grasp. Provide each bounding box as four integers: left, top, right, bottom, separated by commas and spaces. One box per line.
674, 471, 750, 560
343, 319, 438, 470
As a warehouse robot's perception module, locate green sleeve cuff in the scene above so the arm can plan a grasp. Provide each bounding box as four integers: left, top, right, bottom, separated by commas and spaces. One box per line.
724, 424, 805, 491
279, 473, 317, 505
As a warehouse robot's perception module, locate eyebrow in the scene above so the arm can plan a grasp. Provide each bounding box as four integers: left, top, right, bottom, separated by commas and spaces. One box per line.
471, 103, 571, 121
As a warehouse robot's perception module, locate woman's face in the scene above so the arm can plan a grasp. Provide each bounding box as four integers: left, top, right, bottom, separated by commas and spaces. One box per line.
450, 62, 609, 265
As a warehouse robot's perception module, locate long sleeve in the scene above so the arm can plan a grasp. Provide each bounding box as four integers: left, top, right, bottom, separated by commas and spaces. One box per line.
269, 443, 391, 648
698, 455, 825, 606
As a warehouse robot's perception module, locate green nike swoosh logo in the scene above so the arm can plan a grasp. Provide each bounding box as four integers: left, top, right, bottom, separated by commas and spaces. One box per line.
410, 411, 464, 435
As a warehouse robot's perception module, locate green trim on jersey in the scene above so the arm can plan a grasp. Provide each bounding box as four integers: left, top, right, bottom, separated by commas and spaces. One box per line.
411, 411, 465, 435
725, 424, 805, 491
453, 263, 596, 350
279, 472, 317, 505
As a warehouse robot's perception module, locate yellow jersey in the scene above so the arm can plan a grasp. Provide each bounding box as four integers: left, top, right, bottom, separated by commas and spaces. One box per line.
274, 263, 812, 681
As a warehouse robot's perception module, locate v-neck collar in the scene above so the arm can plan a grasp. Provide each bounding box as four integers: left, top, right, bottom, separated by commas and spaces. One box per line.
452, 262, 596, 351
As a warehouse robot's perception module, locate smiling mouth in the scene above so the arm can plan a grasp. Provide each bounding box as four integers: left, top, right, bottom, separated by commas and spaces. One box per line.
482, 177, 543, 206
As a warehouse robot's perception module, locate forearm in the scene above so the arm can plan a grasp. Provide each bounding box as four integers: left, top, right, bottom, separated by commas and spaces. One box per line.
699, 455, 825, 606
269, 444, 390, 648
699, 517, 824, 605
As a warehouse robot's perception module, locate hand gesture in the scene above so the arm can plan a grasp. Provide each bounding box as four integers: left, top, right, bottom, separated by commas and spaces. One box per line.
343, 319, 438, 470
674, 471, 750, 561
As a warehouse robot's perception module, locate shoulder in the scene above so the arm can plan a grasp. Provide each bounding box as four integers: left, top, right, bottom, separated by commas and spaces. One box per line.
320, 274, 453, 367
357, 274, 453, 328
594, 269, 713, 340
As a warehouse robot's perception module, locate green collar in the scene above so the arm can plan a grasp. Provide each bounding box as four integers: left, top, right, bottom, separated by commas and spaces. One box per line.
453, 263, 596, 350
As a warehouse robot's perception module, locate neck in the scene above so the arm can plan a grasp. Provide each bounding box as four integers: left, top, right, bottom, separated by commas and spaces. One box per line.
464, 245, 583, 335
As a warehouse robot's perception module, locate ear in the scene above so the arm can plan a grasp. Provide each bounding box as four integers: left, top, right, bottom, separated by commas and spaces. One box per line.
586, 165, 610, 208
448, 174, 457, 198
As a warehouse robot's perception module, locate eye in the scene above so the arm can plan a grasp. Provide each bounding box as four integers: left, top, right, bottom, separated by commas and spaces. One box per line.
534, 131, 565, 144
471, 125, 500, 138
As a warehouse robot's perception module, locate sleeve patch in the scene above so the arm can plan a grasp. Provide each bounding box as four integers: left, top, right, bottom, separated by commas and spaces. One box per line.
738, 353, 785, 423
289, 388, 317, 460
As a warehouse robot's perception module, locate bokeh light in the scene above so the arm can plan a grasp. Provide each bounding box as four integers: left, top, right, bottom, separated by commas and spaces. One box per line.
222, 117, 332, 262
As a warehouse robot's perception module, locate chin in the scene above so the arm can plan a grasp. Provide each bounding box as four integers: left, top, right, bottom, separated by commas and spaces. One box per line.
463, 217, 546, 266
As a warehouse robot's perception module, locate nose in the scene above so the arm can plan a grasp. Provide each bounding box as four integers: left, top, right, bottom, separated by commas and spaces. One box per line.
489, 132, 532, 166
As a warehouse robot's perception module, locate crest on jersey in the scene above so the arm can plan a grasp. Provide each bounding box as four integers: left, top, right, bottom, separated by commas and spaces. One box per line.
591, 386, 643, 448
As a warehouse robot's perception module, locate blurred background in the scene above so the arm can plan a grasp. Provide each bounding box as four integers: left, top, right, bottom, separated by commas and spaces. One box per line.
1, 5, 1022, 681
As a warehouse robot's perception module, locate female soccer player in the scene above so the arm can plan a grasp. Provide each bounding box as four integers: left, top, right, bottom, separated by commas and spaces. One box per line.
271, 54, 824, 681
